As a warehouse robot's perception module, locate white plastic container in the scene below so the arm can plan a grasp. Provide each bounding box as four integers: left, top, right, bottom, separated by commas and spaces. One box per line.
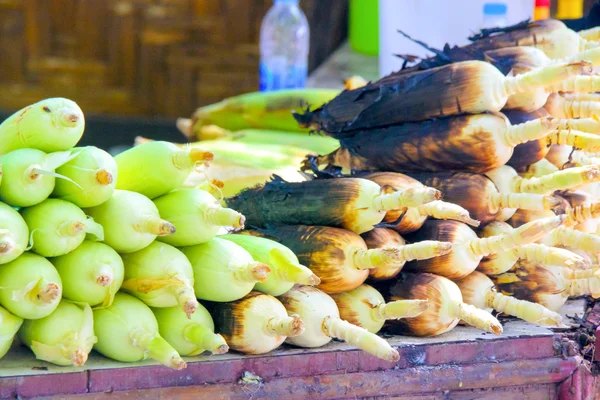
378, 0, 533, 77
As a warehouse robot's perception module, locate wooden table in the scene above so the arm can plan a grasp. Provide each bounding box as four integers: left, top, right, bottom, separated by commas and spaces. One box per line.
0, 301, 591, 399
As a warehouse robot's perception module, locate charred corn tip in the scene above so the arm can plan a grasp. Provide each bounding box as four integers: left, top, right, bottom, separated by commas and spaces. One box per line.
250, 262, 271, 282
71, 349, 88, 367
184, 300, 198, 319
189, 148, 214, 163
39, 283, 61, 303
95, 169, 114, 185
157, 221, 177, 236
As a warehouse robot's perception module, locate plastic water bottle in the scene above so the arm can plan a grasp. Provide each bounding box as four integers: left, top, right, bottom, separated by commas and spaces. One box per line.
481, 2, 509, 29
259, 0, 310, 92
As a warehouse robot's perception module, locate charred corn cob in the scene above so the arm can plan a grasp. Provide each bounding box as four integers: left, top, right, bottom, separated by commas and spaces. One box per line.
361, 172, 479, 233
454, 271, 562, 326
331, 284, 429, 334
403, 216, 566, 280
504, 108, 600, 171
226, 177, 441, 234
309, 113, 566, 173
406, 171, 562, 225
205, 291, 304, 355
477, 221, 589, 275
278, 286, 400, 362
375, 273, 502, 337
242, 225, 444, 294
493, 261, 600, 311
294, 60, 589, 132
362, 228, 453, 281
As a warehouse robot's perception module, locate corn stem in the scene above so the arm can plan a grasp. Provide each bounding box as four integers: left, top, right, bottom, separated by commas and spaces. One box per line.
513, 243, 590, 270
372, 299, 429, 322
503, 116, 558, 147
172, 148, 213, 170
548, 75, 600, 93
545, 94, 600, 119
323, 317, 400, 362
95, 169, 114, 185
546, 226, 600, 252
513, 165, 600, 194
231, 261, 271, 283
566, 202, 600, 224
417, 201, 480, 227
373, 187, 441, 211
129, 330, 186, 370
547, 130, 600, 152
569, 276, 600, 298
204, 207, 245, 229
398, 241, 453, 262
556, 117, 600, 134
265, 314, 305, 337
183, 324, 229, 355
503, 61, 591, 96
93, 264, 114, 287
486, 290, 562, 326
353, 247, 402, 270
491, 192, 561, 211
456, 303, 503, 335
138, 218, 176, 236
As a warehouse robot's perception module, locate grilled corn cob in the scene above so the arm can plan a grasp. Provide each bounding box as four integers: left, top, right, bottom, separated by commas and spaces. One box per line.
406, 171, 562, 225
362, 228, 453, 281
294, 60, 588, 132
226, 177, 440, 234
375, 273, 502, 337
205, 291, 305, 355
403, 216, 566, 279
242, 225, 428, 294
493, 261, 600, 311
278, 286, 400, 362
331, 284, 429, 334
361, 172, 479, 233
477, 221, 589, 275
308, 113, 564, 173
454, 271, 562, 326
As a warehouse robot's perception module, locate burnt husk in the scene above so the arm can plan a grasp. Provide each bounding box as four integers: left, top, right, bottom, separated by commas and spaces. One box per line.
226, 177, 364, 230
409, 171, 500, 224
321, 114, 510, 173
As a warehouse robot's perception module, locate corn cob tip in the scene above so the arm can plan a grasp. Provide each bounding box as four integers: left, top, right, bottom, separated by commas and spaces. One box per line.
170, 356, 187, 370
95, 169, 114, 185
189, 148, 214, 163
95, 273, 113, 287
184, 300, 199, 319
385, 348, 401, 363
213, 343, 229, 355
58, 108, 83, 127
156, 221, 177, 237
250, 262, 271, 282
489, 322, 503, 336
455, 211, 481, 228
39, 283, 61, 304
71, 349, 88, 367
287, 314, 306, 337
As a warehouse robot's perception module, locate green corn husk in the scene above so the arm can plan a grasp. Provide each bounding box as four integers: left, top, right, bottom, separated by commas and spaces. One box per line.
0, 305, 23, 360
219, 234, 320, 296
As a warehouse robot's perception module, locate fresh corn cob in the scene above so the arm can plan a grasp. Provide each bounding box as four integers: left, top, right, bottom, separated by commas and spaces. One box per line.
362, 228, 453, 281
226, 177, 441, 235
375, 273, 503, 337
406, 171, 562, 225
477, 221, 589, 275
492, 261, 600, 311
218, 234, 320, 296
278, 286, 400, 362
183, 89, 340, 139
310, 113, 569, 173
294, 60, 589, 132
242, 225, 427, 294
331, 284, 429, 334
403, 216, 566, 280
360, 172, 479, 233
454, 271, 562, 326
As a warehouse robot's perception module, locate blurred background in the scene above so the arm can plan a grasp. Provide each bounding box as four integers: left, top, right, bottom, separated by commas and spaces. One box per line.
0, 0, 597, 151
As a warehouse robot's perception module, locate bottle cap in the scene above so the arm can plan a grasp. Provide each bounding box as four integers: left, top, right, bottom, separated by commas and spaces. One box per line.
535, 0, 550, 6
483, 2, 508, 15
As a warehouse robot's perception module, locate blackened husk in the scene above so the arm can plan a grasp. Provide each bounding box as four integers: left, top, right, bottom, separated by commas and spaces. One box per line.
315, 114, 508, 173
225, 177, 367, 229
